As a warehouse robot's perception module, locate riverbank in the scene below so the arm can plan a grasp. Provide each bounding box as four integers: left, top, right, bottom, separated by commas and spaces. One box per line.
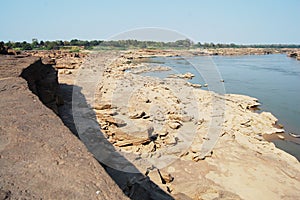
107, 47, 300, 58
80, 49, 300, 199
138, 52, 300, 160
4, 49, 299, 199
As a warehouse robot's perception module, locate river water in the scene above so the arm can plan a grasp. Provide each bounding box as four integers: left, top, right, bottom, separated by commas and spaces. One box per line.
143, 54, 300, 160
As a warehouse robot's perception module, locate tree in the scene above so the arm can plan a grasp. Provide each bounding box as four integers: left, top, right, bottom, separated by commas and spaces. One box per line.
21, 41, 32, 50
32, 38, 39, 49
70, 39, 79, 46
5, 41, 13, 48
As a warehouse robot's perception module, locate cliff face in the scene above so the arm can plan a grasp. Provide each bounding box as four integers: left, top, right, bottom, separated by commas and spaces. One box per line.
0, 55, 128, 199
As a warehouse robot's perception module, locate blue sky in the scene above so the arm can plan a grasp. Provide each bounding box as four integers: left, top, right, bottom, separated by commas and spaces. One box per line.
1, 0, 299, 44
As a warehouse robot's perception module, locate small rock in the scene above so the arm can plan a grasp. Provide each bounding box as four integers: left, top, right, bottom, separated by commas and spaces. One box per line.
186, 82, 202, 88
157, 129, 169, 137
168, 114, 191, 122
103, 116, 126, 127
161, 173, 174, 183
64, 70, 72, 75
165, 136, 178, 145
168, 121, 182, 129
183, 72, 195, 79
278, 135, 285, 140
197, 119, 205, 125
158, 170, 174, 184
129, 111, 146, 119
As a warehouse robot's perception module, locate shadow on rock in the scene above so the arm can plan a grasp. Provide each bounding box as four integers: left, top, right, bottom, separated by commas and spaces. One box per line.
58, 83, 174, 200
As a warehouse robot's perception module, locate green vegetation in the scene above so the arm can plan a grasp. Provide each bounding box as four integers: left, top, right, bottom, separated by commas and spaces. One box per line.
2, 38, 300, 51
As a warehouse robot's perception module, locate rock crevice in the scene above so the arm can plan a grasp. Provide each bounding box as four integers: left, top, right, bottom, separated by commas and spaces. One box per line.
20, 59, 63, 114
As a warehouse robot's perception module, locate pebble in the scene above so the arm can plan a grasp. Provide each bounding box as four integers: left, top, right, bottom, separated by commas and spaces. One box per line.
278, 135, 285, 140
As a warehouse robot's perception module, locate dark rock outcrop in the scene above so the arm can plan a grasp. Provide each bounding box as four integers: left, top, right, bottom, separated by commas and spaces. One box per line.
287, 51, 300, 61
288, 52, 298, 58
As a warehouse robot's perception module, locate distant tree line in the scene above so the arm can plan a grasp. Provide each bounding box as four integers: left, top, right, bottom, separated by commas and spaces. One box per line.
2, 39, 103, 50
1, 39, 300, 51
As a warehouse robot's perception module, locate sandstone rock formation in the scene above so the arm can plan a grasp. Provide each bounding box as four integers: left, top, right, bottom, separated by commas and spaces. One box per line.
88, 50, 300, 199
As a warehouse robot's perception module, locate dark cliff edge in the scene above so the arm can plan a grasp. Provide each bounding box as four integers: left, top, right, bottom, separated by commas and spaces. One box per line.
0, 55, 128, 199
20, 59, 64, 114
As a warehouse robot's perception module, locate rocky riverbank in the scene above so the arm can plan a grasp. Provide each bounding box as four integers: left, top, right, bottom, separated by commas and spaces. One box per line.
115, 48, 300, 58
86, 49, 300, 199
287, 51, 300, 60
2, 48, 300, 199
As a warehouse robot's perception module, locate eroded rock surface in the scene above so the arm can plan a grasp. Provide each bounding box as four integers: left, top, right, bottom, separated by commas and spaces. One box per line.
88, 50, 300, 199
12, 49, 300, 200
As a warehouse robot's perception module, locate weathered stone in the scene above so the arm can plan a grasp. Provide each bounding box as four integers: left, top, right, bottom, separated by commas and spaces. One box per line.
168, 121, 182, 129
94, 103, 112, 110
103, 116, 126, 127
129, 111, 146, 119
114, 137, 151, 147
168, 72, 195, 79
168, 114, 192, 122
158, 171, 174, 184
